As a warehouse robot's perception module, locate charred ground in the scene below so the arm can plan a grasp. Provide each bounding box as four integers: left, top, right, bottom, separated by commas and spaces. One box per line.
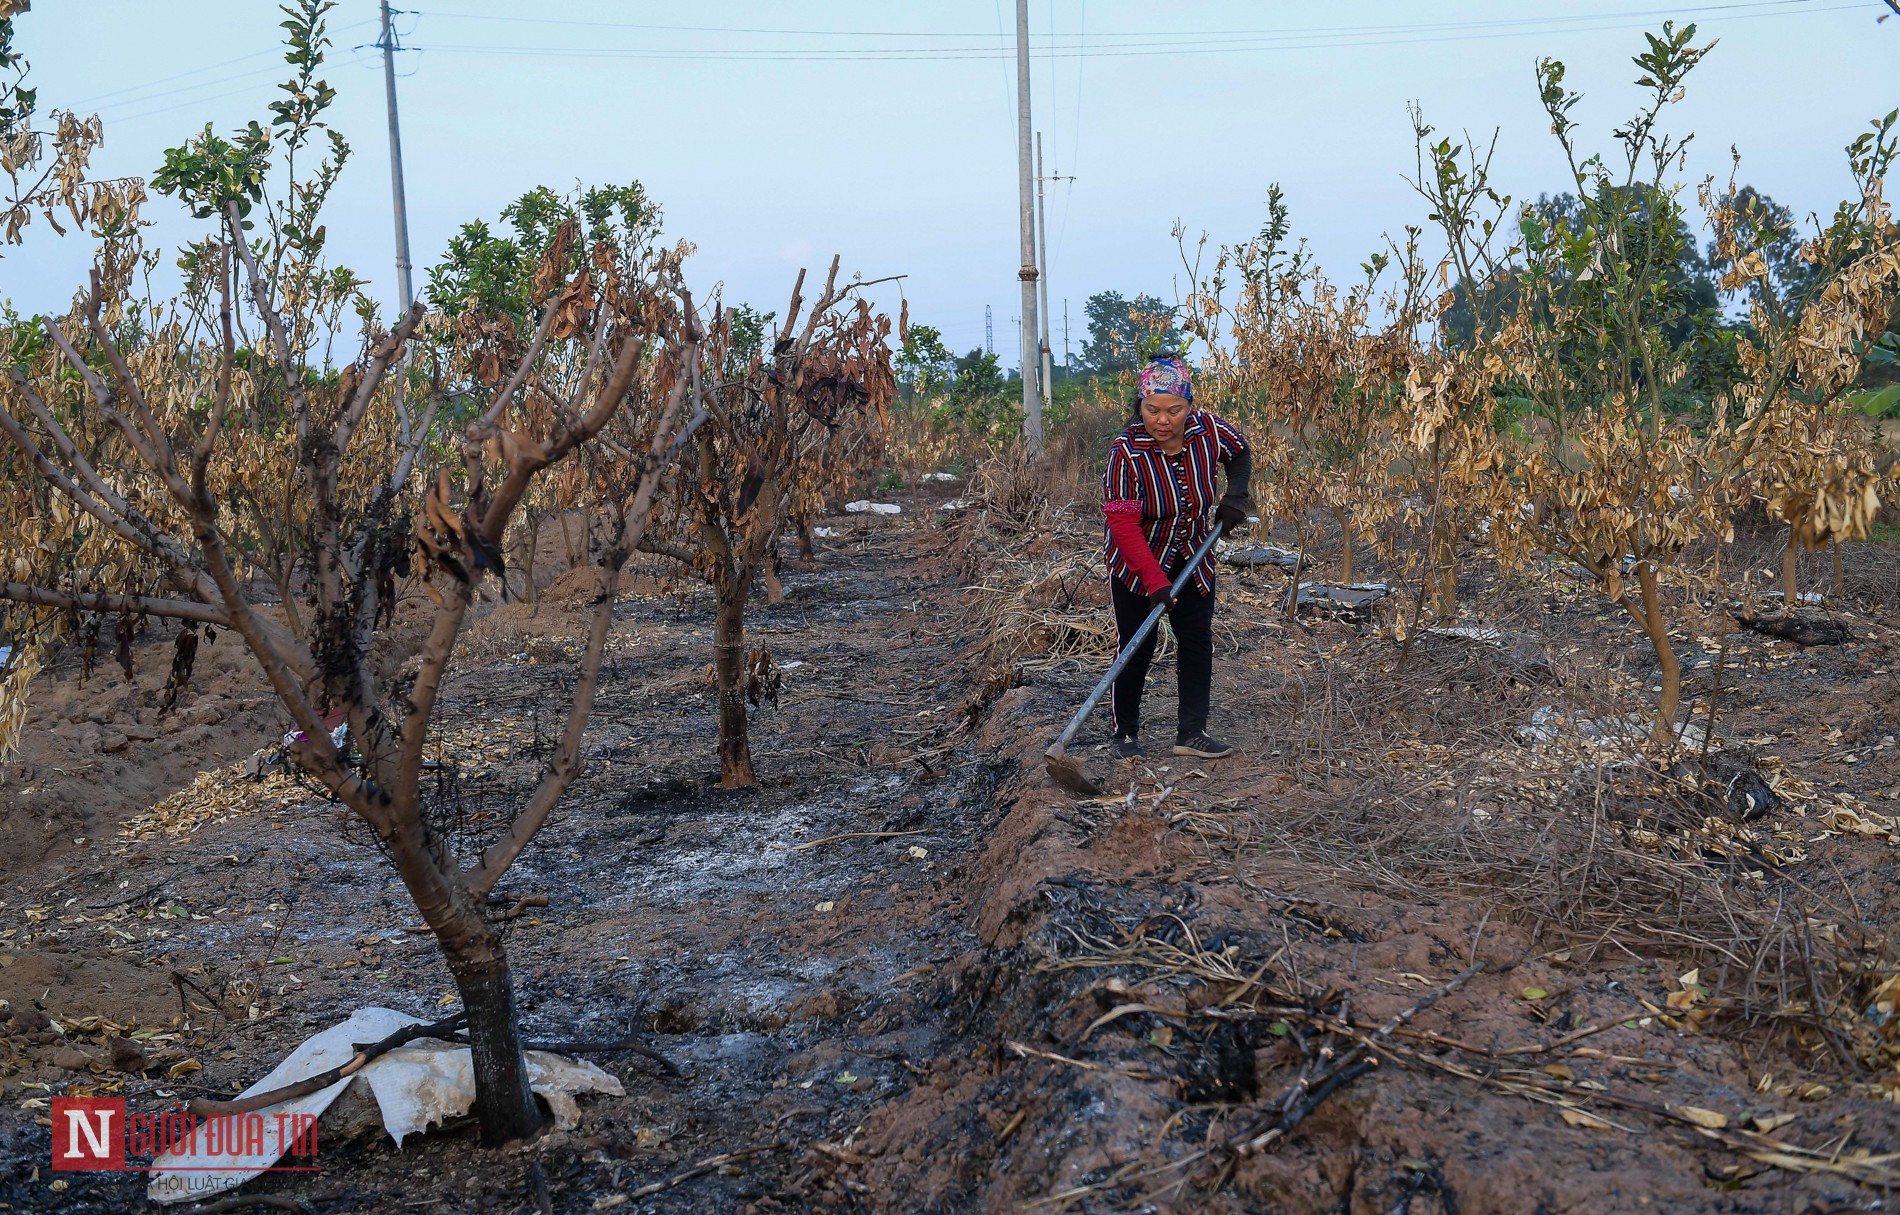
2, 483, 1900, 1215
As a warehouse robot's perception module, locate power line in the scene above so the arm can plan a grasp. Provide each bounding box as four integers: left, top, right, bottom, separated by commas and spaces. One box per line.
406, 0, 1815, 41
399, 5, 1861, 63
99, 77, 296, 127
69, 18, 377, 111
76, 0, 1844, 129
93, 64, 299, 121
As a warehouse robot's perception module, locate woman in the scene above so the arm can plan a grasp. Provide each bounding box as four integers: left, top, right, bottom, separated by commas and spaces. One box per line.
1101, 354, 1252, 759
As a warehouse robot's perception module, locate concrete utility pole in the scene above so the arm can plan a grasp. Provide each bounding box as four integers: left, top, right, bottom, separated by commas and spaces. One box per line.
1063, 299, 1070, 376
1013, 0, 1042, 454
379, 0, 415, 311
1035, 131, 1075, 407
984, 305, 994, 357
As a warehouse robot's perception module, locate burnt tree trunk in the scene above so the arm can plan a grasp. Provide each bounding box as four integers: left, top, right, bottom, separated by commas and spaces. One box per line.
442, 954, 535, 1148
711, 585, 755, 787
449, 943, 542, 1146
403, 854, 544, 1148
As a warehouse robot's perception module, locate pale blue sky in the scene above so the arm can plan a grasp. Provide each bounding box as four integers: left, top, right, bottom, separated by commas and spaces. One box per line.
6, 1, 1897, 365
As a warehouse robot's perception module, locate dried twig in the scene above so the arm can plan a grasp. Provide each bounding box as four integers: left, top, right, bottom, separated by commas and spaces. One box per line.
787, 829, 926, 851
187, 1012, 469, 1117
1007, 1040, 1160, 1081
622, 1142, 786, 1201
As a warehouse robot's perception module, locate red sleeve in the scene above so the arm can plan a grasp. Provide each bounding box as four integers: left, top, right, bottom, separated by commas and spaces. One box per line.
1106, 504, 1170, 594
1104, 438, 1169, 594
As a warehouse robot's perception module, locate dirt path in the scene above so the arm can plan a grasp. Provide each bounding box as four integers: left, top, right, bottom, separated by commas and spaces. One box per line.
4, 502, 1900, 1213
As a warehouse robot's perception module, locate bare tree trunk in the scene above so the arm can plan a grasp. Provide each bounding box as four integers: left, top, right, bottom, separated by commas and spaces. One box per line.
1782, 525, 1802, 606
796, 517, 815, 562
763, 546, 785, 605
1622, 562, 1681, 748
712, 586, 755, 787
1778, 528, 1793, 608
1431, 521, 1459, 620
1332, 504, 1354, 585
1283, 515, 1308, 618
1831, 536, 1844, 602
517, 518, 540, 605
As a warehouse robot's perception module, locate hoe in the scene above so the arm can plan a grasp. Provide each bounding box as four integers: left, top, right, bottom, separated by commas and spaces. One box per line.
1044, 522, 1226, 797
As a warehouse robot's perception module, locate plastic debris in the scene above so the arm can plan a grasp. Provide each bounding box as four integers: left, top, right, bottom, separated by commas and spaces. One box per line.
937, 498, 972, 512
1294, 582, 1391, 612
923, 471, 961, 482
844, 500, 902, 515
1425, 625, 1504, 644
1515, 706, 1706, 752
149, 1007, 623, 1204
1220, 545, 1304, 572
812, 527, 840, 538
358, 1043, 621, 1147
150, 1007, 413, 1204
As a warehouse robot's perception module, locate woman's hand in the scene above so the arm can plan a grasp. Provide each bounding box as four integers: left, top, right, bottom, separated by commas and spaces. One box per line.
1215, 495, 1250, 533
1148, 587, 1176, 613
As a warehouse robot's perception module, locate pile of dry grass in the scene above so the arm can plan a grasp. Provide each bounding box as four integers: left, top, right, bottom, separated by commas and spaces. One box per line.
968, 544, 1135, 671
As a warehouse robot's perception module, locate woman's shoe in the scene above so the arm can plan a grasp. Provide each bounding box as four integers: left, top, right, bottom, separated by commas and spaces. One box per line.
1110, 734, 1144, 759
1172, 732, 1233, 759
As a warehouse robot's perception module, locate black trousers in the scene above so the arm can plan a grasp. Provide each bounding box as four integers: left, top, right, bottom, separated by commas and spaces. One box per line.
1109, 574, 1214, 742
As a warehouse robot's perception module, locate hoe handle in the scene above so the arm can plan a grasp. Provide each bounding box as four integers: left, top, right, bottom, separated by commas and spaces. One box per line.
1050, 521, 1225, 753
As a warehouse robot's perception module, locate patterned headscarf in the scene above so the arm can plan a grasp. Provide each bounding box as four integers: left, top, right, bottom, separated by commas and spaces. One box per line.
1138, 354, 1193, 403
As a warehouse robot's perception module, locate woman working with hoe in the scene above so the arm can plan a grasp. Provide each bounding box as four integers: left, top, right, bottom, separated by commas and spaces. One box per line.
1040, 354, 1252, 793
1099, 354, 1252, 760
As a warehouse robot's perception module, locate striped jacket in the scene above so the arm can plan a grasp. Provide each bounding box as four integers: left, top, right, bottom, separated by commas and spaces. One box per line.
1102, 410, 1249, 595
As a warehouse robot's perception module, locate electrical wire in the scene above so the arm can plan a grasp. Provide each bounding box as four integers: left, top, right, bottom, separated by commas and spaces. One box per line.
99, 77, 293, 127
93, 64, 294, 122
398, 3, 1863, 63
72, 17, 374, 114
67, 17, 376, 111
407, 0, 1817, 41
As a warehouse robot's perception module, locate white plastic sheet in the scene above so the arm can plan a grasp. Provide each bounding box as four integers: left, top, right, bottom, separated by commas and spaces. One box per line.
149, 1007, 624, 1204
149, 1006, 417, 1205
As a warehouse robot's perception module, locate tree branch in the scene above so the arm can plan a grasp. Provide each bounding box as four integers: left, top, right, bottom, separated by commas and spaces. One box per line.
0, 393, 211, 595
225, 201, 313, 440
41, 317, 193, 511
0, 582, 227, 625
477, 328, 646, 547
636, 538, 699, 566
192, 247, 236, 501
83, 271, 185, 488
336, 302, 426, 458
480, 302, 560, 430
466, 339, 700, 898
